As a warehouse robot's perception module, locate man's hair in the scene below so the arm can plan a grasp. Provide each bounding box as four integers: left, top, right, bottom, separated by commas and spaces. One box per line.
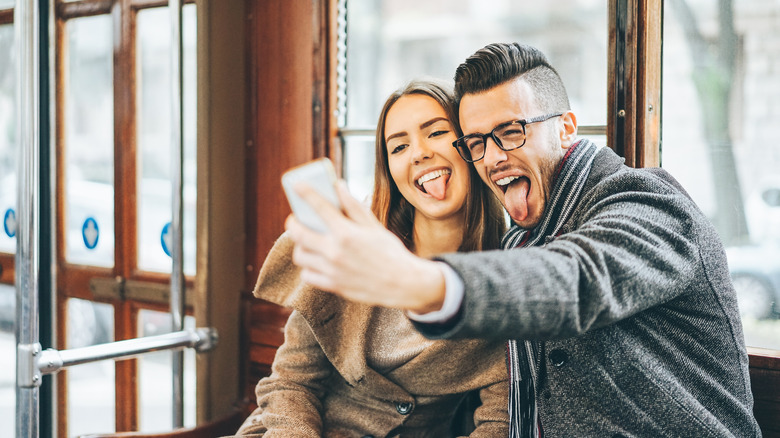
454, 42, 571, 114
371, 78, 506, 252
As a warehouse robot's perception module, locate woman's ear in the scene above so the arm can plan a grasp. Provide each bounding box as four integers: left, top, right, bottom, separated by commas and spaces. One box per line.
559, 111, 578, 149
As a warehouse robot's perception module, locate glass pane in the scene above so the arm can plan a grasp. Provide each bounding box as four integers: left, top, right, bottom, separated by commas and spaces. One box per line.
0, 23, 16, 255
343, 136, 375, 204
344, 0, 607, 192
662, 1, 780, 349
0, 2, 13, 9
64, 15, 115, 267
136, 5, 197, 275
0, 283, 14, 437
137, 310, 196, 431
66, 298, 116, 436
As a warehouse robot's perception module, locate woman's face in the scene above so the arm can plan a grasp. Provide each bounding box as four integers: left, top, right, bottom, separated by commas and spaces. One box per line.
384, 94, 471, 221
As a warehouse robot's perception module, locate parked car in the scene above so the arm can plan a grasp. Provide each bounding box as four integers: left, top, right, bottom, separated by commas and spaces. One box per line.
746, 177, 780, 244
725, 243, 780, 320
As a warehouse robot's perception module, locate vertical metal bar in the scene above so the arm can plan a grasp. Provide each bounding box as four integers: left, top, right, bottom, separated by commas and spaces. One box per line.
169, 0, 185, 428
14, 0, 41, 435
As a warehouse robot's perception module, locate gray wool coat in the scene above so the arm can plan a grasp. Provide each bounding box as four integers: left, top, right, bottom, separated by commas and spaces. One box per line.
422, 146, 762, 437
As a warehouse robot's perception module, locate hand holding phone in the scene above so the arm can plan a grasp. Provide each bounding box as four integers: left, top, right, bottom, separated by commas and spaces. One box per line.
281, 158, 341, 233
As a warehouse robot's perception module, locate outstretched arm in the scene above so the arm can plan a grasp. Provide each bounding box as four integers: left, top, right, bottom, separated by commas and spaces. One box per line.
285, 181, 447, 314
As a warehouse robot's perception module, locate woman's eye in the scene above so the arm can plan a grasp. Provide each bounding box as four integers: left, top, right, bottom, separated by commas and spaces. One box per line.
390, 144, 408, 154
430, 130, 449, 138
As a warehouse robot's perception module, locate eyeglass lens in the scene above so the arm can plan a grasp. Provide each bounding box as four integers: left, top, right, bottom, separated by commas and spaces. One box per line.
458, 121, 526, 161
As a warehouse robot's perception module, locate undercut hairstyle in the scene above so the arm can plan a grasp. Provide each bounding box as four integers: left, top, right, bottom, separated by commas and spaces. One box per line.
370, 78, 506, 252
454, 42, 571, 114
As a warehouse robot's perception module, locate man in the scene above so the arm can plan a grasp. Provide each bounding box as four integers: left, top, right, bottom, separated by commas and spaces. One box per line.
286, 43, 760, 437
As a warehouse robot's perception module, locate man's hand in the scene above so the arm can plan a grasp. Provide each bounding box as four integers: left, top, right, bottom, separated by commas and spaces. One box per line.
285, 181, 446, 314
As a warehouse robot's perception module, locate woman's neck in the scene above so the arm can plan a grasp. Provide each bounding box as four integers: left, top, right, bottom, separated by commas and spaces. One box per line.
412, 213, 465, 258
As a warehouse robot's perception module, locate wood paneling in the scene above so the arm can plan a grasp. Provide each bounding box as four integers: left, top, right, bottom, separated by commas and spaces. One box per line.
241, 0, 336, 413
749, 348, 780, 438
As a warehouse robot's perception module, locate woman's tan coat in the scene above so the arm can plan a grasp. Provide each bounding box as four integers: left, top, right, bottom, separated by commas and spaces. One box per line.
235, 233, 509, 437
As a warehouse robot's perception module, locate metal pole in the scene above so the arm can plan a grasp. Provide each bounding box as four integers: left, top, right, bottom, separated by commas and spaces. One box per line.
16, 328, 219, 400
14, 0, 41, 435
37, 328, 218, 376
169, 0, 186, 428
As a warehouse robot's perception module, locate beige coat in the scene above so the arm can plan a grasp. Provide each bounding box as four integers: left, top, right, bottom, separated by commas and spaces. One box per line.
235, 233, 509, 438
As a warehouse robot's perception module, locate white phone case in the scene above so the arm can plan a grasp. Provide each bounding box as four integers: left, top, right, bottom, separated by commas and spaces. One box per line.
281, 158, 340, 233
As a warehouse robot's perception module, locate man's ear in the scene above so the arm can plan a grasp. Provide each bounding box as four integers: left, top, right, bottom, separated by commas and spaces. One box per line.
559, 111, 578, 149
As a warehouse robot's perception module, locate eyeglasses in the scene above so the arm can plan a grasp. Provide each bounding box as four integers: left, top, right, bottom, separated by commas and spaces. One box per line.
452, 112, 563, 162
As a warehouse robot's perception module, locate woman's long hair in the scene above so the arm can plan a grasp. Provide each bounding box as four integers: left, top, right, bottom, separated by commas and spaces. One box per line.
370, 78, 506, 252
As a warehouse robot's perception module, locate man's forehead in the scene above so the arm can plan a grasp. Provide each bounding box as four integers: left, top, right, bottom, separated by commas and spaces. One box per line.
458, 79, 538, 132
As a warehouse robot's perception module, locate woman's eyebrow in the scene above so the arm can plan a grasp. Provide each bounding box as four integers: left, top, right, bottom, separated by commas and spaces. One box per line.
385, 131, 408, 143
420, 117, 449, 130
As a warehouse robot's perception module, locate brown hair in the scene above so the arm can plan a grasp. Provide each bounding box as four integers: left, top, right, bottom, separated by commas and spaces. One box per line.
454, 42, 571, 114
370, 78, 506, 252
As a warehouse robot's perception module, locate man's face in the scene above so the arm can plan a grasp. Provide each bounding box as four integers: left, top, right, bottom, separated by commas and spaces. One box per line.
459, 78, 573, 229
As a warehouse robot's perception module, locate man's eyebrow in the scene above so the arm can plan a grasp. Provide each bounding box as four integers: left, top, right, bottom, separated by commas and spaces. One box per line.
420, 117, 450, 130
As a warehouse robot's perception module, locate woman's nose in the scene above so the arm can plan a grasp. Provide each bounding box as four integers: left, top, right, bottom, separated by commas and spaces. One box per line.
411, 140, 433, 163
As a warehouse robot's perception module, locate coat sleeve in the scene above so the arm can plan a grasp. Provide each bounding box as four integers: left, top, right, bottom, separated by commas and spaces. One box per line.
464, 378, 510, 437
236, 310, 333, 437
427, 169, 708, 342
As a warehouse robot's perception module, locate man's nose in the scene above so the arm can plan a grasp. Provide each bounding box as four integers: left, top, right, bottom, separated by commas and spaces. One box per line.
482, 136, 507, 166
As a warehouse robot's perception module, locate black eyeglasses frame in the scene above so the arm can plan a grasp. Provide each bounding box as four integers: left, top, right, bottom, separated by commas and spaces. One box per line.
452, 112, 564, 162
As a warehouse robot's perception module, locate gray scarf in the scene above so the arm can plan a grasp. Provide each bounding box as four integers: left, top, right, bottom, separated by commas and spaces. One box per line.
502, 138, 599, 438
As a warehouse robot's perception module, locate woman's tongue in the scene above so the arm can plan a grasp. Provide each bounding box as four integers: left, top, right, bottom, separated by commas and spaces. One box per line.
422, 174, 449, 200
504, 177, 530, 222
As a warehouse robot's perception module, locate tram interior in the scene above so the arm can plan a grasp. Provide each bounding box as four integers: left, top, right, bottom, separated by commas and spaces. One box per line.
0, 0, 779, 437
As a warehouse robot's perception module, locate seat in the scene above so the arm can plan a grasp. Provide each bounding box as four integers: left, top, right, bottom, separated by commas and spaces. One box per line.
77, 400, 250, 438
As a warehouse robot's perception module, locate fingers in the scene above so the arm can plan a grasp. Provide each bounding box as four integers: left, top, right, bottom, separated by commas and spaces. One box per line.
336, 181, 378, 225
294, 182, 349, 231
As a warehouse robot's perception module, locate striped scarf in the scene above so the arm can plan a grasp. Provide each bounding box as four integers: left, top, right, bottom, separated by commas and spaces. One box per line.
502, 138, 599, 438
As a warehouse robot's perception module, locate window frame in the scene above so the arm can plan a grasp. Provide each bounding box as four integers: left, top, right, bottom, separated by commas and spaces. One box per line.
53, 0, 196, 433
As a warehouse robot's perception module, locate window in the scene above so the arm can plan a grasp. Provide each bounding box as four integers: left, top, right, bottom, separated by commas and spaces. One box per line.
661, 0, 780, 349
0, 7, 15, 437
341, 0, 608, 201
55, 1, 198, 434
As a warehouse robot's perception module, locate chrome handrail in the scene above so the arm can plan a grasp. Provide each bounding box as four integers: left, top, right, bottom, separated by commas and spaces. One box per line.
18, 328, 218, 387
14, 0, 41, 436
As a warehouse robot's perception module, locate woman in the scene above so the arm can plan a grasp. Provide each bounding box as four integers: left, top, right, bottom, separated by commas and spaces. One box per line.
235, 79, 508, 437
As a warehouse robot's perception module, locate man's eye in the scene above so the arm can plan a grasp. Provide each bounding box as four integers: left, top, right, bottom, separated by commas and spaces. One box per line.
500, 128, 525, 137
466, 138, 485, 151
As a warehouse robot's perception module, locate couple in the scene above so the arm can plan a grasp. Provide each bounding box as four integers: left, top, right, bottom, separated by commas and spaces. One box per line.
238, 43, 761, 437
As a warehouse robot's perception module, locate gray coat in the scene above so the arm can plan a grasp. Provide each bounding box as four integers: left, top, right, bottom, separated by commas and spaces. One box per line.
424, 147, 762, 437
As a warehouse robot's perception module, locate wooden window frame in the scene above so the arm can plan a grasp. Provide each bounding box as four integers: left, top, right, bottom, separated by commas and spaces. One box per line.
0, 9, 14, 287
53, 0, 195, 434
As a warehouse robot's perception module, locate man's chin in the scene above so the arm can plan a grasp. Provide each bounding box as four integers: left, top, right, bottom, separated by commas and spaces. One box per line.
510, 214, 541, 230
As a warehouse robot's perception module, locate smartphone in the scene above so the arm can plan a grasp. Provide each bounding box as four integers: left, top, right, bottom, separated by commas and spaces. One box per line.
281, 158, 341, 233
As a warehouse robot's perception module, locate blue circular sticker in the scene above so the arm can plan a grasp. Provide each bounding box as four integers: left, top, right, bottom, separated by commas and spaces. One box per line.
161, 222, 172, 257
3, 208, 16, 238
82, 217, 100, 249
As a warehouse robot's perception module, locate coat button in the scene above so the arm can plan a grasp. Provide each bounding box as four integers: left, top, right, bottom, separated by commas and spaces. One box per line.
395, 401, 413, 415
549, 349, 568, 367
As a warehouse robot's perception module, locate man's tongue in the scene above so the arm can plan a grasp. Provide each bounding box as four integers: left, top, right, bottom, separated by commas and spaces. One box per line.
422, 174, 449, 200
504, 177, 530, 222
